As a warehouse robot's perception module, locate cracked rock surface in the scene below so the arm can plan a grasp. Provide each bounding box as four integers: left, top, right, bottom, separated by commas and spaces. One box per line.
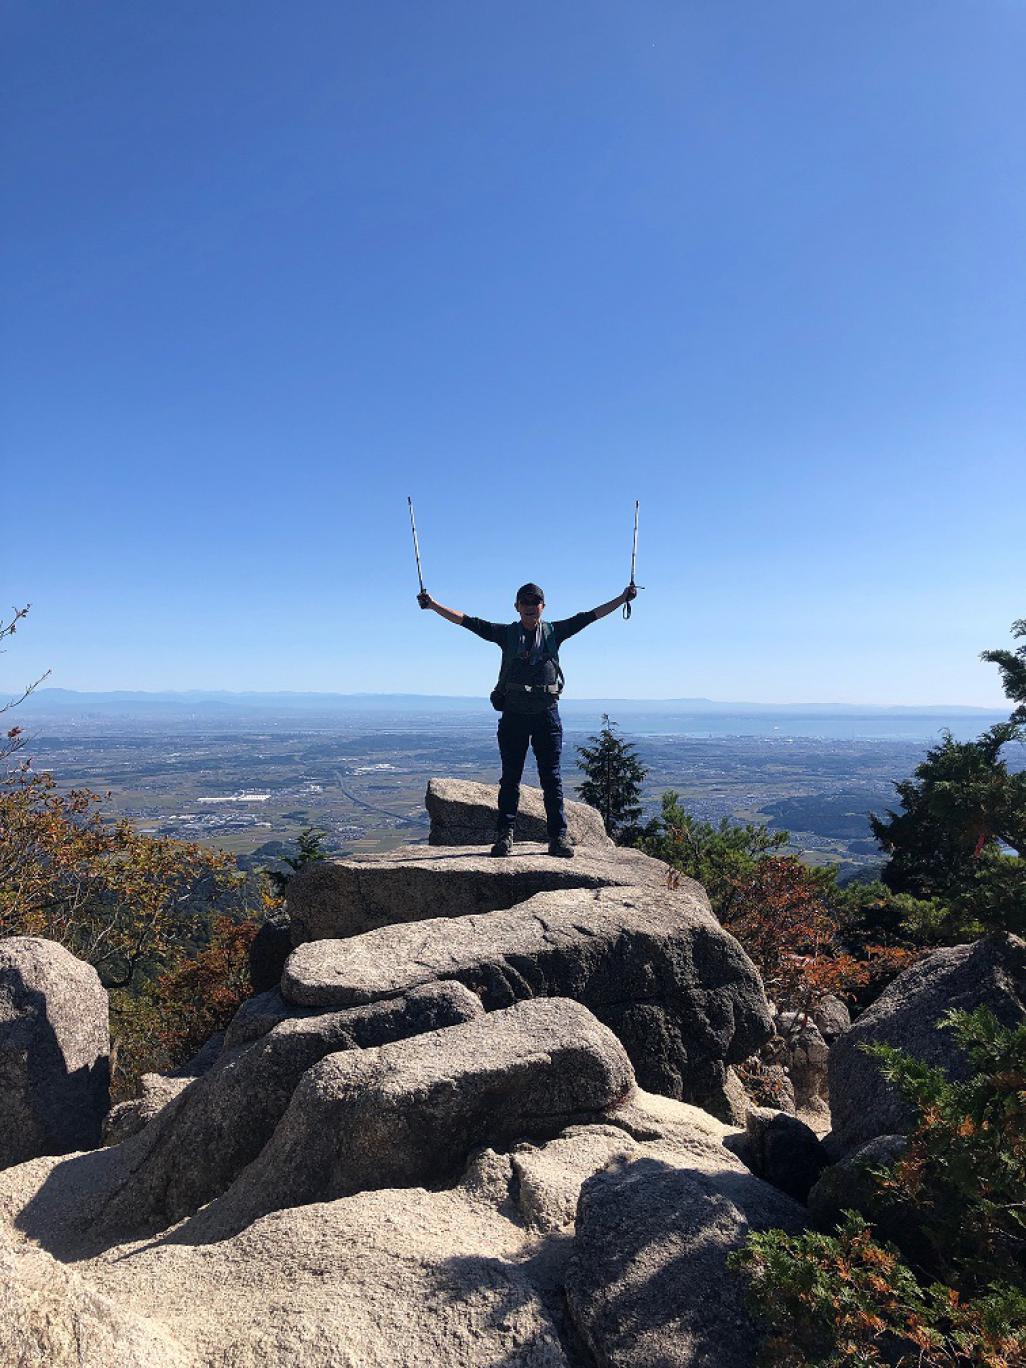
283, 884, 772, 1104
566, 1152, 808, 1368
101, 1073, 191, 1148
10, 982, 485, 1252
829, 932, 1026, 1154
181, 996, 634, 1242
0, 1088, 767, 1368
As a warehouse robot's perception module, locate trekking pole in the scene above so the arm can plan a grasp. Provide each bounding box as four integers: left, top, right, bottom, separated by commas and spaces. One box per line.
408, 496, 426, 598
623, 499, 643, 619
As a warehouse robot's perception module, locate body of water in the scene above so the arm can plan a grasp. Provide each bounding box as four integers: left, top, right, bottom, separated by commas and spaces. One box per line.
579, 711, 1014, 742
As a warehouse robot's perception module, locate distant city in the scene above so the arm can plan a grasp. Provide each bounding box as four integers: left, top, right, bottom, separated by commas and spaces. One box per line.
11, 689, 1020, 882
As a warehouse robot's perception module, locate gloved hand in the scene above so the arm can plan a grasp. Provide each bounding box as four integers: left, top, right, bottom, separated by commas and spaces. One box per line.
417, 591, 433, 609
623, 584, 638, 602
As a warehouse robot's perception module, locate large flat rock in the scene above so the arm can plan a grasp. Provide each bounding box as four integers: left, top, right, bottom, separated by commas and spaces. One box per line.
283, 885, 772, 1104
426, 777, 613, 848
286, 841, 686, 943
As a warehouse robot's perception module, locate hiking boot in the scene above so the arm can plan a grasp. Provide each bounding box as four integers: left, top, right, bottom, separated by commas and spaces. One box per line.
490, 830, 514, 857
547, 834, 575, 858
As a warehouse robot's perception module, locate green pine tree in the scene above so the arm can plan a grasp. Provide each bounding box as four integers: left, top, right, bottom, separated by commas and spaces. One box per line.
981, 616, 1026, 726
263, 827, 328, 898
575, 715, 647, 842
869, 618, 1026, 936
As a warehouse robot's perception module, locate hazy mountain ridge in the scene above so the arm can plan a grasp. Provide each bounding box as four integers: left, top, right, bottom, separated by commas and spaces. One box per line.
6, 687, 1008, 718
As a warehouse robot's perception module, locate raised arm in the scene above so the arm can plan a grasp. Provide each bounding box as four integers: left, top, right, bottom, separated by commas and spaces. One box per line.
417, 591, 464, 625
590, 585, 638, 621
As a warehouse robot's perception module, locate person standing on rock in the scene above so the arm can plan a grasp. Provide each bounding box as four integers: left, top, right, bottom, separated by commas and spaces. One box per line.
417, 582, 637, 858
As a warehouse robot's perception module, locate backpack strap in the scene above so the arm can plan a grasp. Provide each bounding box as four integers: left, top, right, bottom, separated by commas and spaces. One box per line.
497, 623, 520, 691
541, 621, 565, 696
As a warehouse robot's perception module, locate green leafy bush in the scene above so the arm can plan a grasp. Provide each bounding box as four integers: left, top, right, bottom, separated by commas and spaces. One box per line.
637, 790, 789, 918
864, 1008, 1026, 1289
731, 1008, 1026, 1366
638, 794, 913, 1019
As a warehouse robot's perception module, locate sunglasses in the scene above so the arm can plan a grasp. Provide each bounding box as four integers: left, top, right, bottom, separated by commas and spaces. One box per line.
518, 597, 542, 607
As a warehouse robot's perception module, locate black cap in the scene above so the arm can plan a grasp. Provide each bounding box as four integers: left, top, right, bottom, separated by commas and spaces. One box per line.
516, 582, 544, 602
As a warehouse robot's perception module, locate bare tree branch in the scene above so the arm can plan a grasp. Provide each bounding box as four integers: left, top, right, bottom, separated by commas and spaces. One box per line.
1, 605, 52, 763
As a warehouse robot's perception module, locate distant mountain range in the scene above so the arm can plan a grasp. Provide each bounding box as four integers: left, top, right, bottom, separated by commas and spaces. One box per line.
4, 687, 1009, 718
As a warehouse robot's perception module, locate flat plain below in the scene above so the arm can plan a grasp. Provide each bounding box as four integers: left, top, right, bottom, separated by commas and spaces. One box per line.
16, 700, 1018, 876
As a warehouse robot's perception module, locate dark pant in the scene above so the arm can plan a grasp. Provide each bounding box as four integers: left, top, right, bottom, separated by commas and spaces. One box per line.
496, 705, 566, 840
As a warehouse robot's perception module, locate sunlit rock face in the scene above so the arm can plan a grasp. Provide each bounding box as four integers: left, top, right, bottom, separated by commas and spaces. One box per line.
282, 882, 772, 1106
0, 936, 110, 1169
425, 776, 614, 848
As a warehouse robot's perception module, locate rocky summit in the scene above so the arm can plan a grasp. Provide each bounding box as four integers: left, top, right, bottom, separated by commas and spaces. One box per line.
285, 838, 682, 943
5, 778, 1010, 1366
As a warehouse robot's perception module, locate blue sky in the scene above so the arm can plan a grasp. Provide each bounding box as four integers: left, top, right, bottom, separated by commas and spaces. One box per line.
4, 2, 1024, 706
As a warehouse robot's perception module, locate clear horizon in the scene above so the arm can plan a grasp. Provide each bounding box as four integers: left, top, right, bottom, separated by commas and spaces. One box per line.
6, 3, 1024, 706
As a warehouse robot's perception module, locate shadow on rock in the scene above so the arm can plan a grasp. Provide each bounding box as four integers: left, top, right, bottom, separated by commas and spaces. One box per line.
11, 1144, 139, 1261
565, 1154, 808, 1368
421, 1241, 588, 1368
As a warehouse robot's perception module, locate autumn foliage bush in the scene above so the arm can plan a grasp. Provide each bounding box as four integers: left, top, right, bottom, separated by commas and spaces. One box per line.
107, 924, 259, 1098
732, 1009, 1026, 1366
0, 762, 269, 1096
733, 1212, 1024, 1368
865, 1009, 1026, 1294
0, 765, 239, 988
150, 915, 261, 1059
639, 793, 914, 1026
720, 855, 916, 1024
109, 893, 280, 1099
